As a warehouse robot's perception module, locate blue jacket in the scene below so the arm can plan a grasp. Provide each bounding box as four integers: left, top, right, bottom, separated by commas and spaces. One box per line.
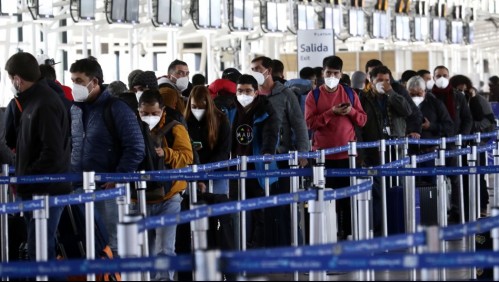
71, 90, 145, 174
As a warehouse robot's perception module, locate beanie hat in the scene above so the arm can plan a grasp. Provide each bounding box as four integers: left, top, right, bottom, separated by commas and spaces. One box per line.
222, 68, 242, 83
128, 69, 143, 90
351, 71, 367, 89
132, 71, 158, 90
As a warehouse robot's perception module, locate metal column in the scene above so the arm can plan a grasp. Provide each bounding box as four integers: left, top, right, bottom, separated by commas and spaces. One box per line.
83, 171, 96, 281
309, 150, 326, 281
33, 195, 49, 281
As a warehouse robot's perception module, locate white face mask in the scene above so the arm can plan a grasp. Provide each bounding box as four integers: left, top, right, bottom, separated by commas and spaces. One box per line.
412, 96, 424, 107
435, 77, 449, 89
426, 80, 435, 90
141, 115, 161, 130
175, 77, 189, 92
10, 80, 19, 97
324, 77, 340, 89
191, 109, 205, 121
237, 94, 255, 107
72, 81, 93, 102
249, 71, 265, 86
135, 91, 143, 102
375, 82, 385, 94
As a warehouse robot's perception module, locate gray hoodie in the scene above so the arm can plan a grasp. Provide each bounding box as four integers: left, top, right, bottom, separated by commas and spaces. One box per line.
266, 81, 310, 153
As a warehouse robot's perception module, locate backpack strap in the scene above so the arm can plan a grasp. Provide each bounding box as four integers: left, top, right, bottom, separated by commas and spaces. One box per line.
154, 118, 181, 147
14, 98, 23, 113
313, 87, 320, 104
103, 97, 119, 144
342, 83, 355, 106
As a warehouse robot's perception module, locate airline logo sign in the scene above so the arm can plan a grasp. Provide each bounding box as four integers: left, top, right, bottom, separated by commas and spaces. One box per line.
297, 29, 335, 71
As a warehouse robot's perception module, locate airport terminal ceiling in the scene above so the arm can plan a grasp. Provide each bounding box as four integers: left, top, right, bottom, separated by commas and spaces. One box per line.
0, 0, 498, 105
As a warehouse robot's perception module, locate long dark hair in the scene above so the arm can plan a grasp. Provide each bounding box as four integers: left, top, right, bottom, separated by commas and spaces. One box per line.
185, 86, 224, 150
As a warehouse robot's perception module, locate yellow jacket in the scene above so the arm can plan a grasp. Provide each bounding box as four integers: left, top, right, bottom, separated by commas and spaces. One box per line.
151, 113, 193, 202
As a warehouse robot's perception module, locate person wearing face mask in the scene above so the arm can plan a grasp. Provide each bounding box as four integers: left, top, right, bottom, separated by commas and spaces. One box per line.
431, 66, 473, 224
406, 76, 454, 184
305, 55, 367, 240
358, 65, 412, 236
70, 57, 145, 256
135, 90, 193, 281
5, 51, 72, 264
250, 56, 310, 246
181, 86, 234, 280
130, 70, 159, 103
162, 59, 192, 98
185, 86, 231, 194
450, 74, 493, 218
231, 74, 279, 248
417, 69, 434, 92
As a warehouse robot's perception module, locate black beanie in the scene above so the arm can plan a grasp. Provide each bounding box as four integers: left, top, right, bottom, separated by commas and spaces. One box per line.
132, 71, 158, 89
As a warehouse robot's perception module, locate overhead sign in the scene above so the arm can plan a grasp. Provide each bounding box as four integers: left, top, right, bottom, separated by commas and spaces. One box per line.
297, 29, 335, 71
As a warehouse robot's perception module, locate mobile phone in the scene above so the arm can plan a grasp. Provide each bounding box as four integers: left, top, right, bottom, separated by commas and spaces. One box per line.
338, 102, 351, 108
192, 141, 203, 150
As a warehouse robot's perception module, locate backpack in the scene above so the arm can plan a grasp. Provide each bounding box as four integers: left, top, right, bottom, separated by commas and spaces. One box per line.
284, 78, 313, 114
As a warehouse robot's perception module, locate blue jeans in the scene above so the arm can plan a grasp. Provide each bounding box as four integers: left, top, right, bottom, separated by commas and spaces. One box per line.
21, 199, 63, 261
74, 187, 119, 256
131, 193, 182, 281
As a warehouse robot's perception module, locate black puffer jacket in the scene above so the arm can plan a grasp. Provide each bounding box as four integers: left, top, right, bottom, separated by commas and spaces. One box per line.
15, 79, 72, 197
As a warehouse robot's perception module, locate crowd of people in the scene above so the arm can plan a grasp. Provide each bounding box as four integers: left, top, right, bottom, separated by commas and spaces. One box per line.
2, 51, 499, 280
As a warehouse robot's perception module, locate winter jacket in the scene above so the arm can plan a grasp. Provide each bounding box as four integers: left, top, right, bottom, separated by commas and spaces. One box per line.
419, 93, 454, 140
15, 79, 72, 197
71, 90, 145, 176
305, 84, 367, 160
434, 88, 473, 136
266, 81, 310, 154
232, 96, 279, 188
187, 113, 231, 164
359, 89, 412, 166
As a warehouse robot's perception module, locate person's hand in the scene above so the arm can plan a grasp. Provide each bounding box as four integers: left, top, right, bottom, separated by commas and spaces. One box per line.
155, 147, 165, 157
382, 80, 392, 93
422, 117, 430, 130
298, 158, 308, 168
198, 182, 207, 193
332, 104, 351, 115
101, 182, 115, 189
408, 132, 421, 139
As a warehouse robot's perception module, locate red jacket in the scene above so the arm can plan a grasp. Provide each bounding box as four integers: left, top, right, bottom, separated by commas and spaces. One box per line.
56, 80, 73, 101
208, 79, 236, 98
305, 84, 367, 160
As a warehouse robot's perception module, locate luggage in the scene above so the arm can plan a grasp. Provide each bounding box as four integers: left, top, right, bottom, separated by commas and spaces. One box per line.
387, 186, 421, 235
56, 205, 121, 281
475, 218, 493, 280
417, 185, 439, 226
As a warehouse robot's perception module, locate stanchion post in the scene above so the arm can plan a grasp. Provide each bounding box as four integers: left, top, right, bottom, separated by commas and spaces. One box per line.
133, 171, 150, 282
189, 165, 199, 205
420, 226, 440, 281
117, 183, 131, 223
118, 215, 143, 281
436, 137, 447, 281
456, 134, 466, 224
492, 207, 499, 281
264, 162, 270, 197
33, 195, 49, 281
194, 250, 221, 281
0, 164, 9, 271
494, 142, 499, 208
379, 139, 388, 237
309, 150, 325, 281
239, 156, 248, 253
83, 171, 96, 282
404, 156, 417, 281
357, 176, 372, 281
288, 151, 299, 282
476, 133, 482, 217
468, 144, 478, 280
348, 141, 358, 241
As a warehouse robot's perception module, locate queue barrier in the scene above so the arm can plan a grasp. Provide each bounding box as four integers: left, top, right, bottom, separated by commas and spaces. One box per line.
1, 132, 499, 281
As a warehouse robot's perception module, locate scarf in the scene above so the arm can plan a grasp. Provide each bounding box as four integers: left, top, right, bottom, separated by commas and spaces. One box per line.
432, 84, 456, 119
